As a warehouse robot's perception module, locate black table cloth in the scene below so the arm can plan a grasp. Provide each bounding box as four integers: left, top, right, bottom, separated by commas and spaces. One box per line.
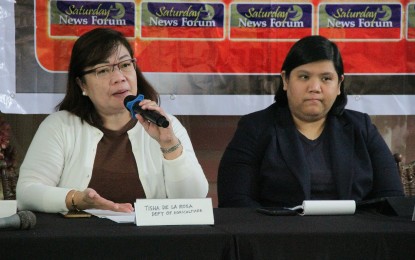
1, 208, 414, 259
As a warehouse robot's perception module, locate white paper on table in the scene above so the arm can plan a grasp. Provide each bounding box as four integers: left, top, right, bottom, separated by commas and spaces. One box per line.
84, 209, 135, 223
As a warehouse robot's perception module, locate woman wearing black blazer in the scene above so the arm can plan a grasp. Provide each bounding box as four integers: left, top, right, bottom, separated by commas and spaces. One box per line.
218, 36, 404, 208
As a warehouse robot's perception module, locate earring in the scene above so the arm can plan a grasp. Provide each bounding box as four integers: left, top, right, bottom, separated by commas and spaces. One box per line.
82, 91, 87, 96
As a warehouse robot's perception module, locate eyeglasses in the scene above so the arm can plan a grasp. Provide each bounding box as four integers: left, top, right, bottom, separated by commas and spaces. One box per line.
80, 58, 137, 79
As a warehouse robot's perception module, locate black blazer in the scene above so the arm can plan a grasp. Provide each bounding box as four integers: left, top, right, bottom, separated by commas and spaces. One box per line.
218, 103, 404, 208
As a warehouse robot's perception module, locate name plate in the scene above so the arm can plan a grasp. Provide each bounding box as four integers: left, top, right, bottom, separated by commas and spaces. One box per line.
134, 198, 214, 226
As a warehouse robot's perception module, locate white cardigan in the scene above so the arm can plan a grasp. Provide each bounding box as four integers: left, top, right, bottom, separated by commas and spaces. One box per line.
17, 111, 208, 213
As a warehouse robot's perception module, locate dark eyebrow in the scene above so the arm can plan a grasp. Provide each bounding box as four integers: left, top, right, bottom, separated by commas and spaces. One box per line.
320, 72, 336, 77
92, 55, 132, 68
295, 70, 335, 76
295, 70, 309, 74
118, 54, 131, 61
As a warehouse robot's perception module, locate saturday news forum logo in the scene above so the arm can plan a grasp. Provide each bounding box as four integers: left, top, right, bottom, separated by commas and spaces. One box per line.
140, 2, 225, 40
49, 1, 135, 37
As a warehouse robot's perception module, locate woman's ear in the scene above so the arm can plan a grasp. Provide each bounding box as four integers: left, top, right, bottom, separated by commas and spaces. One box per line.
339, 74, 345, 84
76, 77, 87, 96
281, 71, 288, 91
76, 77, 83, 87
338, 74, 344, 95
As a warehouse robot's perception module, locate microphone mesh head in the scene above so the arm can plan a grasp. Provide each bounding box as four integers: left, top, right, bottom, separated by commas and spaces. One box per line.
18, 211, 37, 230
123, 95, 135, 108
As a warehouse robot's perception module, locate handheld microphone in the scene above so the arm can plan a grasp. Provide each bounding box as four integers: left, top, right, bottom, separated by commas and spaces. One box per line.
124, 95, 169, 128
0, 211, 36, 230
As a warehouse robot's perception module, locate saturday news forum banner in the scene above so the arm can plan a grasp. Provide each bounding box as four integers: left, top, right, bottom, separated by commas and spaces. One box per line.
36, 0, 414, 75
7, 0, 415, 115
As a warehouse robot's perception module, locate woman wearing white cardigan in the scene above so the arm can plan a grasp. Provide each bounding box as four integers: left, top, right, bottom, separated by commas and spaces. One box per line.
17, 28, 208, 213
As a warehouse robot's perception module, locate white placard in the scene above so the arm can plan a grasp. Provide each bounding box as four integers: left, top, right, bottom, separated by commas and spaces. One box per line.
134, 198, 214, 226
0, 200, 17, 218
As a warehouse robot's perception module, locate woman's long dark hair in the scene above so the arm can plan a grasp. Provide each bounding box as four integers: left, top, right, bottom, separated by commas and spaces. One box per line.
57, 28, 158, 126
274, 35, 347, 115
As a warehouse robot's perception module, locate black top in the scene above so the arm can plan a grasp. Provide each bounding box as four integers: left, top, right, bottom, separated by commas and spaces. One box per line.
218, 104, 404, 208
298, 128, 338, 200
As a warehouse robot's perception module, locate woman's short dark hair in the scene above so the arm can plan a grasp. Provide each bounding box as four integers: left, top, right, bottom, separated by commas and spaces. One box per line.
57, 27, 158, 126
274, 35, 347, 115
